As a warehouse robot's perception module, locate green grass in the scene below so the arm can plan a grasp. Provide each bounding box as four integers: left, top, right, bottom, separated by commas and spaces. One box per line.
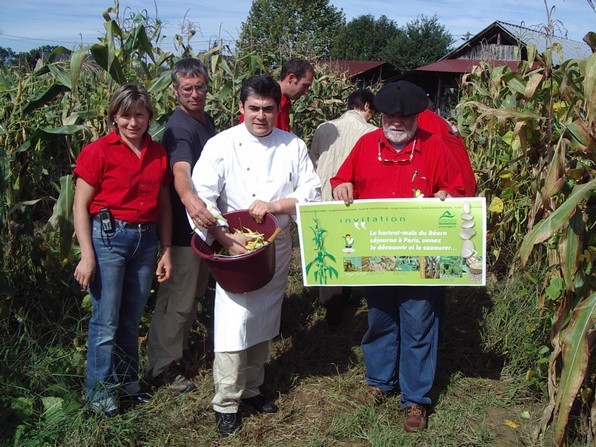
0, 249, 582, 446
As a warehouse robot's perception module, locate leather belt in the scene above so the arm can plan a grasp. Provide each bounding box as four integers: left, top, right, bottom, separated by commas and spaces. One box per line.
122, 221, 155, 232
92, 215, 156, 233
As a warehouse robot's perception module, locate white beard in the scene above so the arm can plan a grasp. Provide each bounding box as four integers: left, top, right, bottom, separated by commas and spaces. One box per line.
383, 123, 417, 147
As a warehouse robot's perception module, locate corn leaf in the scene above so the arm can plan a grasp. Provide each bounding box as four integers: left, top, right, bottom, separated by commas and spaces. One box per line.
131, 25, 155, 62
48, 175, 75, 260
148, 70, 172, 94
48, 64, 72, 90
526, 44, 537, 66
69, 47, 89, 98
564, 119, 592, 152
40, 125, 91, 136
22, 83, 70, 114
90, 43, 126, 85
553, 291, 596, 445
155, 51, 173, 67
584, 54, 596, 130
62, 111, 97, 126
0, 148, 8, 226
149, 121, 166, 142
47, 46, 72, 63
519, 179, 596, 265
524, 73, 543, 99
103, 19, 122, 74
541, 144, 564, 198
559, 213, 582, 291
507, 77, 527, 95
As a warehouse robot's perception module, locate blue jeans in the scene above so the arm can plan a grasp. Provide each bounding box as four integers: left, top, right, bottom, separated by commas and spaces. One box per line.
86, 218, 158, 407
362, 286, 439, 408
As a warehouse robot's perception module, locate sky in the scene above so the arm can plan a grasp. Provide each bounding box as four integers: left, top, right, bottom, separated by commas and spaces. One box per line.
0, 0, 594, 54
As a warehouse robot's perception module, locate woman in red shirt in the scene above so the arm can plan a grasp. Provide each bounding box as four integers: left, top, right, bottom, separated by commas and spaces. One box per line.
73, 83, 172, 416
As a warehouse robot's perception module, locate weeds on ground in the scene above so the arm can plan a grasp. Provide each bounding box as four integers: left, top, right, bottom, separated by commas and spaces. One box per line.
481, 268, 552, 395
0, 249, 586, 446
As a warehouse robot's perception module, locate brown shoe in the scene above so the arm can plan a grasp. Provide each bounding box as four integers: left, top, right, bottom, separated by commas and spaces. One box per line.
358, 386, 392, 405
404, 404, 427, 432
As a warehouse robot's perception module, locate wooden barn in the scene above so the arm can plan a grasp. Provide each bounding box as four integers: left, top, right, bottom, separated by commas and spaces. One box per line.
396, 20, 592, 115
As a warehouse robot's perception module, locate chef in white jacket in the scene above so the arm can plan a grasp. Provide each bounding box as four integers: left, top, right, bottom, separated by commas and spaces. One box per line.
189, 75, 321, 436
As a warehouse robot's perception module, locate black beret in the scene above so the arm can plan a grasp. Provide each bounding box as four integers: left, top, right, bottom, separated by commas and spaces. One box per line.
373, 81, 428, 116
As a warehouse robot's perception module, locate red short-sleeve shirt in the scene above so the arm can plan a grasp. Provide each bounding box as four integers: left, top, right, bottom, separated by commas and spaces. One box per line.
73, 130, 170, 222
417, 110, 476, 196
275, 94, 291, 131
330, 128, 465, 200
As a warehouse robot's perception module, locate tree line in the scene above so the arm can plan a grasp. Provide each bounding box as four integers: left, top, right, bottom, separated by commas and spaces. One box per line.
0, 45, 62, 70
2, 0, 453, 75
238, 0, 452, 73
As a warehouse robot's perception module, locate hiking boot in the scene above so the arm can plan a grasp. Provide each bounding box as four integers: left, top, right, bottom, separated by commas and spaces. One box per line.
404, 403, 427, 432
120, 391, 152, 411
149, 361, 196, 393
89, 396, 118, 417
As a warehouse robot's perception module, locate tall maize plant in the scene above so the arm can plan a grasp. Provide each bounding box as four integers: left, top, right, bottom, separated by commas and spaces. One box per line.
455, 44, 595, 445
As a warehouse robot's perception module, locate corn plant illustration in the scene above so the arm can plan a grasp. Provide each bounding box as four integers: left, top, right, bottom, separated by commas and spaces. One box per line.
305, 218, 339, 284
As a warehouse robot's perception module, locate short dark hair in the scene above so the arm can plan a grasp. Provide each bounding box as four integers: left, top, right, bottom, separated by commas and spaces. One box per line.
240, 75, 282, 106
279, 58, 314, 81
108, 83, 154, 124
347, 89, 375, 111
171, 57, 209, 86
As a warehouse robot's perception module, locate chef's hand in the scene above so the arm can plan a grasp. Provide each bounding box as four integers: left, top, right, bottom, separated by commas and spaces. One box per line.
248, 200, 273, 224
224, 233, 253, 256
213, 226, 252, 256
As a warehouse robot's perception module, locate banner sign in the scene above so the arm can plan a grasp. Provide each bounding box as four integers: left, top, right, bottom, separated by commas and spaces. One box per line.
296, 198, 486, 287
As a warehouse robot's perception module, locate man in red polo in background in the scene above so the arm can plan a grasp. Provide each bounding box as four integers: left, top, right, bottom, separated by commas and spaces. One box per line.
239, 58, 314, 131
418, 107, 476, 196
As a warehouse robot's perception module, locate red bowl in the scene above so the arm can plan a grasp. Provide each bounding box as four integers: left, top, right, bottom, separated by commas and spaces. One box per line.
191, 210, 279, 294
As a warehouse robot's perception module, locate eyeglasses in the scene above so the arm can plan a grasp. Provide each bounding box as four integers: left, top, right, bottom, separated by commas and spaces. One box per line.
177, 84, 208, 96
377, 138, 416, 164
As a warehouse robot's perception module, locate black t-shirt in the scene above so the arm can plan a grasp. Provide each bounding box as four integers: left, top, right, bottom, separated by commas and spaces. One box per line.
162, 107, 216, 246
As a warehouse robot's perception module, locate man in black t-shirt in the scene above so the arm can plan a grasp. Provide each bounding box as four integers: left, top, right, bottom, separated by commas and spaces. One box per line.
146, 58, 217, 393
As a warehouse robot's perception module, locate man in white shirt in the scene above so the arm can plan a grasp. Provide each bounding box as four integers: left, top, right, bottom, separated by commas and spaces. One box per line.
309, 89, 377, 325
190, 75, 321, 436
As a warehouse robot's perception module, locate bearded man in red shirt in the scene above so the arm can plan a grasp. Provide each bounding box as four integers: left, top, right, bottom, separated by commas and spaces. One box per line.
331, 81, 465, 433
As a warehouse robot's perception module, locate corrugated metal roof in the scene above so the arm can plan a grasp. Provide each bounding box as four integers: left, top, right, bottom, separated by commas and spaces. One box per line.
497, 21, 591, 60
316, 60, 389, 77
415, 59, 526, 73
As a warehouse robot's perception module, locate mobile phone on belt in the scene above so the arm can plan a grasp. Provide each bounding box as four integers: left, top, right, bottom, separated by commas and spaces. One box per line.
99, 208, 114, 232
